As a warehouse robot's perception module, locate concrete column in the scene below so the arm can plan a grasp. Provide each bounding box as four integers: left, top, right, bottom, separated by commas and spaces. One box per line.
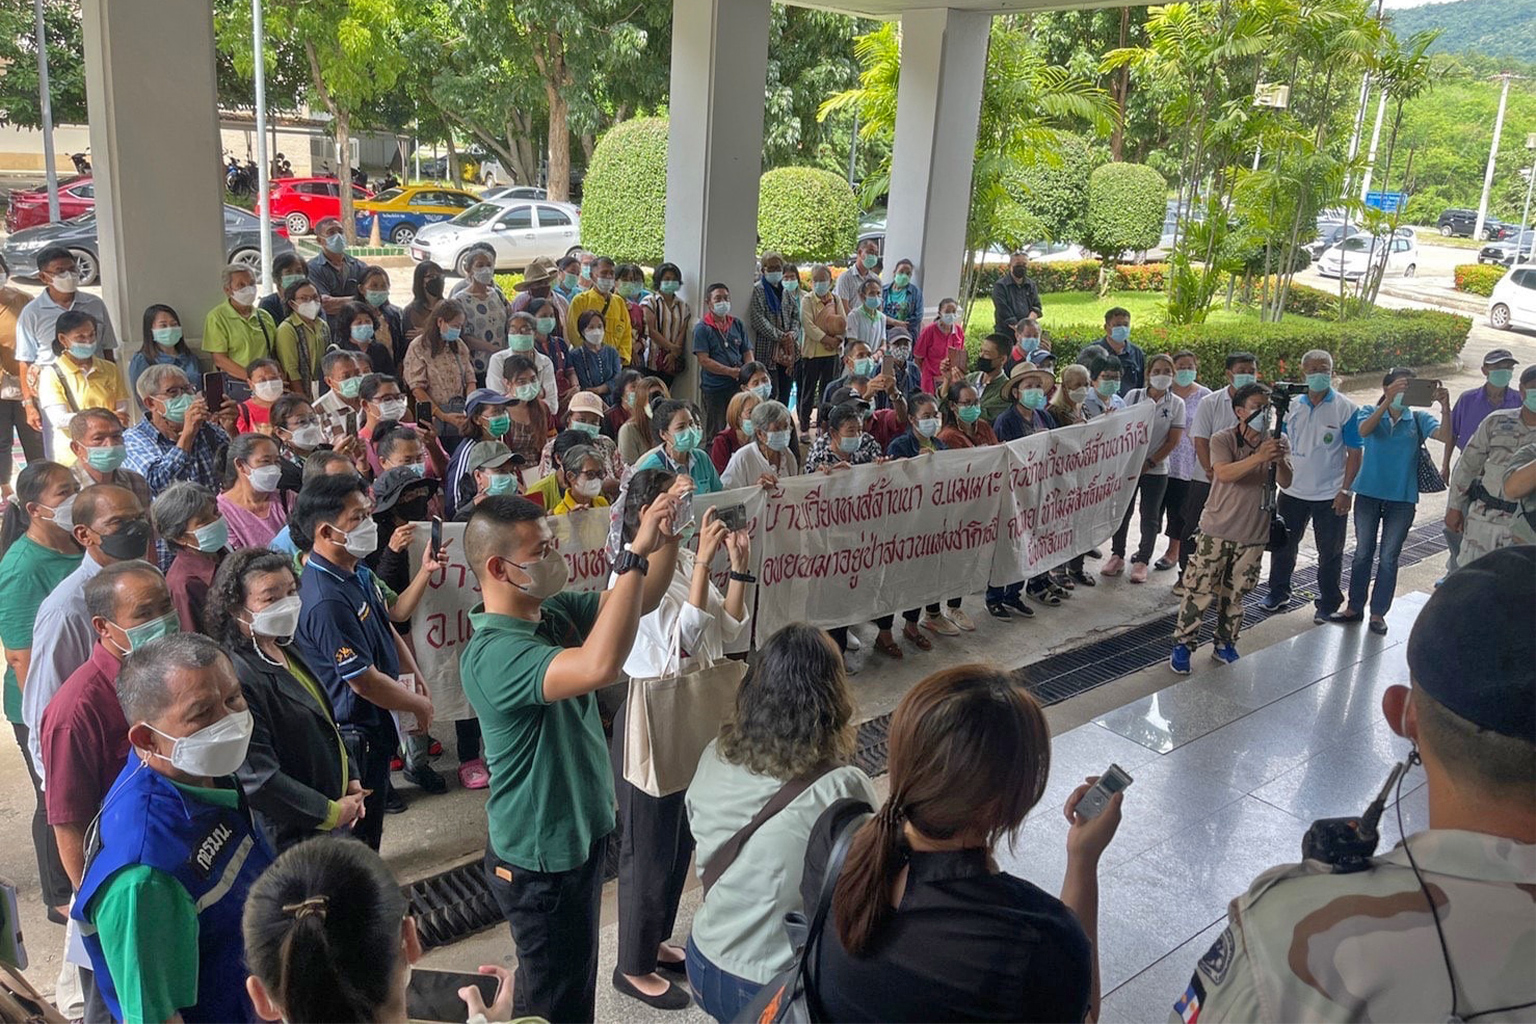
664, 0, 772, 402
81, 0, 226, 356
884, 8, 990, 316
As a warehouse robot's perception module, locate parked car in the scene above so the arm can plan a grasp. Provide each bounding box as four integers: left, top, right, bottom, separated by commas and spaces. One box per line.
1317, 230, 1418, 281
2, 205, 292, 286
1437, 207, 1512, 240
482, 185, 548, 201
5, 176, 97, 232
1306, 221, 1367, 259
1488, 264, 1536, 331
1478, 230, 1535, 267
409, 198, 583, 276
267, 177, 373, 235
1024, 240, 1090, 263
354, 185, 480, 246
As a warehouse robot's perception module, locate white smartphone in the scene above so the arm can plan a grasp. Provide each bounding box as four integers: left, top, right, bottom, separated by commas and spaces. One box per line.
1075, 763, 1133, 821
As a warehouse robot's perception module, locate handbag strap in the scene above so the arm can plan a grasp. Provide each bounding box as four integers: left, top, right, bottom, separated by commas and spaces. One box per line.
700, 763, 837, 897
796, 809, 870, 1007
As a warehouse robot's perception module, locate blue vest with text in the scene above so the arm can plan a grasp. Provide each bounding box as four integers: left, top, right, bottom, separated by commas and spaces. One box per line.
72, 753, 274, 1023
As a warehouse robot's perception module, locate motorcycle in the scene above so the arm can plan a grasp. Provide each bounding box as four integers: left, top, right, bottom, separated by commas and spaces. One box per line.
70, 151, 91, 175
224, 155, 259, 196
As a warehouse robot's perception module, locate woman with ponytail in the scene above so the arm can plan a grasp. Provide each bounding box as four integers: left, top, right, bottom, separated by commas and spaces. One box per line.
0, 459, 83, 920
244, 838, 512, 1023
803, 665, 1124, 1022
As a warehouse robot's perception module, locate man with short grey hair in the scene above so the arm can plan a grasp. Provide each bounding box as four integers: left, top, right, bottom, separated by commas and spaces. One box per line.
202, 264, 276, 381
68, 407, 151, 508
122, 364, 229, 497
73, 632, 273, 1024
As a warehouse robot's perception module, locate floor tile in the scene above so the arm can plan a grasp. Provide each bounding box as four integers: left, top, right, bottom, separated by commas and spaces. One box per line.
1093, 686, 1256, 754
1095, 856, 1229, 993
1094, 756, 1249, 869
1040, 723, 1166, 813
1250, 723, 1421, 823
1178, 627, 1397, 711
1102, 918, 1227, 1023
1134, 795, 1309, 907
996, 809, 1073, 897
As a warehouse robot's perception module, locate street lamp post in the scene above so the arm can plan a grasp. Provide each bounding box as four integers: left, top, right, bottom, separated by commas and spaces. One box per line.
1519, 133, 1536, 259
33, 0, 59, 223
252, 0, 273, 294
1473, 73, 1517, 243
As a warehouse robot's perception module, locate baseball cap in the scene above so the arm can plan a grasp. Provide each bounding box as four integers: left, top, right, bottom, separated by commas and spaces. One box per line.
827, 385, 870, 411
465, 440, 519, 474
568, 391, 606, 419
1406, 546, 1535, 742
1482, 349, 1517, 368
1522, 365, 1536, 388
371, 467, 439, 515
465, 388, 515, 418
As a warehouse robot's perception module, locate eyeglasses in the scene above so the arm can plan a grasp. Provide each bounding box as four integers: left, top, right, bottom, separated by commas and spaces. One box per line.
159, 386, 194, 399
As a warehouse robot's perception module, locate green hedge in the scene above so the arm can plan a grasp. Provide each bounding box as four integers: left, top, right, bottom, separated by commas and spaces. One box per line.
1454, 263, 1505, 297
758, 167, 859, 265
493, 272, 525, 294
972, 260, 1169, 295
580, 117, 670, 263
1082, 162, 1166, 261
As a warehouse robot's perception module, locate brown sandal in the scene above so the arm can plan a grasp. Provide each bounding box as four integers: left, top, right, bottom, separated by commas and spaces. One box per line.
903, 626, 933, 651
875, 633, 904, 659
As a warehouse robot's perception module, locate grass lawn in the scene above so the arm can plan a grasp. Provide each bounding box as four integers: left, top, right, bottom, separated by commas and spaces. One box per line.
965, 290, 1253, 340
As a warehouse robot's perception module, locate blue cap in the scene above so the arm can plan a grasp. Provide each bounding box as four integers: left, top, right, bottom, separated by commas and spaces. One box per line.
465, 388, 514, 417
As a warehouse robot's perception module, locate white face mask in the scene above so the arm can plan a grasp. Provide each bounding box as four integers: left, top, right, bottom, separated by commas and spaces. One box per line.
335, 517, 379, 558
253, 379, 285, 402
231, 285, 258, 307
50, 271, 79, 293
378, 398, 409, 422
288, 423, 324, 449
1149, 374, 1174, 392
42, 493, 77, 532
1068, 386, 1090, 405
245, 463, 283, 493
146, 710, 253, 778
247, 594, 302, 639
473, 267, 494, 285
575, 476, 603, 499
583, 328, 605, 347
296, 300, 321, 321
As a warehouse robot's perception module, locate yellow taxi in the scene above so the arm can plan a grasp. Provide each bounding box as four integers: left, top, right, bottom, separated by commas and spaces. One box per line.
355, 185, 480, 246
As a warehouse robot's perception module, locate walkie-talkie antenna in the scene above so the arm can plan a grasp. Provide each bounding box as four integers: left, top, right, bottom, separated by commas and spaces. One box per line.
1359, 761, 1408, 835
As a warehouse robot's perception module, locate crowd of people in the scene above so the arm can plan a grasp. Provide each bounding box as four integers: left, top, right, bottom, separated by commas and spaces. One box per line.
0, 234, 1530, 1024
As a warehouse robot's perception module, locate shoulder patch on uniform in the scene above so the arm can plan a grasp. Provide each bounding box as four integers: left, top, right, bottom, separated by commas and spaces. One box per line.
1175, 974, 1206, 1024
1197, 927, 1235, 986
335, 645, 356, 664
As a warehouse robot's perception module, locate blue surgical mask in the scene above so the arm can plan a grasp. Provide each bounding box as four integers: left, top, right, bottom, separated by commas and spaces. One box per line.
366, 290, 389, 307
766, 429, 792, 451
672, 426, 703, 453
324, 233, 346, 254
161, 393, 194, 423
68, 342, 97, 361
152, 326, 182, 347
192, 517, 229, 553
916, 417, 940, 438
484, 473, 516, 496
713, 300, 732, 317
863, 295, 880, 311
1109, 324, 1130, 344
112, 611, 180, 654
508, 333, 535, 352
350, 323, 375, 342
1306, 372, 1332, 393
958, 404, 982, 424
442, 325, 462, 342
861, 253, 879, 270
1021, 388, 1047, 411
1524, 390, 1536, 413
764, 271, 783, 285
1097, 379, 1120, 398
406, 462, 427, 477
1232, 373, 1257, 388
838, 434, 862, 454
570, 420, 601, 438
751, 383, 772, 400
853, 357, 874, 377
741, 417, 756, 437
1488, 368, 1513, 389
813, 281, 831, 297
86, 444, 127, 472
1174, 369, 1198, 387
1016, 335, 1039, 354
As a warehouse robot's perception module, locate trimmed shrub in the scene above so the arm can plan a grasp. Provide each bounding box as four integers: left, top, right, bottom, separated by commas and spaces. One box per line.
1007, 133, 1098, 243
971, 260, 1168, 296
1082, 163, 1167, 263
758, 168, 859, 265
580, 117, 670, 264
1454, 263, 1506, 297
493, 272, 525, 294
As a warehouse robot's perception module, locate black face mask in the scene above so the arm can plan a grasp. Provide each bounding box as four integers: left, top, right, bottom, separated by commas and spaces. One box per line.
395, 497, 431, 523
99, 517, 153, 561
974, 356, 994, 374
425, 277, 444, 298
1011, 265, 1027, 280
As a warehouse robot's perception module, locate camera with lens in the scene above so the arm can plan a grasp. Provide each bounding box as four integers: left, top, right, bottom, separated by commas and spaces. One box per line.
1267, 380, 1308, 416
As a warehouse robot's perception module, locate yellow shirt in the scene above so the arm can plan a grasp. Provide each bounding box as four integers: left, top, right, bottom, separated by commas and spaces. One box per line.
566, 288, 633, 364
551, 492, 609, 516
38, 355, 126, 464
522, 470, 563, 511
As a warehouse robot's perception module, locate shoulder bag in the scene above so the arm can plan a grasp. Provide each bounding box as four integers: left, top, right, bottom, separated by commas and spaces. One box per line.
1411, 411, 1447, 494
622, 613, 746, 798
699, 764, 836, 898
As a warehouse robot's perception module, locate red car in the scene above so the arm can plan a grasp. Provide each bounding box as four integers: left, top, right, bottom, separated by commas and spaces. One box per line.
5, 175, 97, 232
268, 177, 373, 236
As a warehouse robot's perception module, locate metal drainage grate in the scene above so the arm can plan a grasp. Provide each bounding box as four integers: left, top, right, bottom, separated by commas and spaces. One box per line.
402, 859, 503, 951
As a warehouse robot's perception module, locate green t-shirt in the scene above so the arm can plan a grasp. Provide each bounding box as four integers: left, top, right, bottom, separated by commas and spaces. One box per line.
201, 301, 275, 368
459, 595, 613, 872
0, 535, 84, 723
86, 781, 240, 1024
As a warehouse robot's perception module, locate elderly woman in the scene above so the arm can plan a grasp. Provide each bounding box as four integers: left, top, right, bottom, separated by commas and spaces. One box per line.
402, 297, 476, 445
206, 547, 364, 850
640, 262, 692, 386
798, 264, 846, 433
748, 253, 801, 405
449, 249, 510, 378
216, 432, 289, 550
550, 444, 610, 516
722, 399, 799, 490
709, 391, 760, 475
150, 481, 227, 633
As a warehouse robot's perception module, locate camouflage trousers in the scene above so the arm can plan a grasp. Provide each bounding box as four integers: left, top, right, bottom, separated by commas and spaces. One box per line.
1175, 534, 1264, 647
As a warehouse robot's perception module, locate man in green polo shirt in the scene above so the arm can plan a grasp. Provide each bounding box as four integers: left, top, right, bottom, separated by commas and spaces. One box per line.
201, 264, 276, 381
461, 492, 679, 1023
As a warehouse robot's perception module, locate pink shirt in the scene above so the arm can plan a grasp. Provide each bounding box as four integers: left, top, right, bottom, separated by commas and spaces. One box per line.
217, 491, 290, 550
915, 322, 966, 394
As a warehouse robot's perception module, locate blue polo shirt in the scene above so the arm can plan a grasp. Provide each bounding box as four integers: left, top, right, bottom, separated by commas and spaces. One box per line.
294, 551, 400, 733
1352, 407, 1438, 505
693, 317, 751, 392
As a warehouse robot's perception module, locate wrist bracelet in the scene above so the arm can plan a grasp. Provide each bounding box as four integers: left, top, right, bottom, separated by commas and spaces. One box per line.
729, 570, 757, 584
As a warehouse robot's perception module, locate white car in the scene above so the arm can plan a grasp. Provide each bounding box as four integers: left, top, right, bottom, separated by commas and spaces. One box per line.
410, 197, 582, 277
1316, 229, 1418, 281
1488, 263, 1536, 331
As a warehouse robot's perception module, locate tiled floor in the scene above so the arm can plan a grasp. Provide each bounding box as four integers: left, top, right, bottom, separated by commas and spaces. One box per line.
995, 593, 1433, 1022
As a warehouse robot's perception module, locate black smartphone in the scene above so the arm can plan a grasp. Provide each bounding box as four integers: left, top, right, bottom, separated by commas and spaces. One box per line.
405, 968, 500, 1023
202, 371, 225, 411
344, 409, 358, 437
430, 515, 443, 557
417, 400, 434, 426
716, 502, 748, 533
1403, 377, 1438, 407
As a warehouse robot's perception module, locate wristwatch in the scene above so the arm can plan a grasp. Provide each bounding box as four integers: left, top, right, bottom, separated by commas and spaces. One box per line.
613, 544, 649, 577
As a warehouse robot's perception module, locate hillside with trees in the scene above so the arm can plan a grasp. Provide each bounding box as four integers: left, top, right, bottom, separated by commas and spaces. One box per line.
1386, 0, 1536, 64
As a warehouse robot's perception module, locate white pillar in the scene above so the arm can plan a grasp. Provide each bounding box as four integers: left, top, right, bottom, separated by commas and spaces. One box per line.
664, 0, 771, 403
81, 0, 226, 355
884, 8, 990, 316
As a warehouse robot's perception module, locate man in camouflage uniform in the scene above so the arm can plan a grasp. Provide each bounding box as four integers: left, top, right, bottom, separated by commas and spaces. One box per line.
1172, 546, 1536, 1023
1446, 365, 1536, 567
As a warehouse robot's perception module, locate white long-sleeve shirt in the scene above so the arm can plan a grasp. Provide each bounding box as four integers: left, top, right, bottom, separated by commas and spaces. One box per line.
486, 348, 558, 416
22, 553, 104, 784
614, 547, 748, 678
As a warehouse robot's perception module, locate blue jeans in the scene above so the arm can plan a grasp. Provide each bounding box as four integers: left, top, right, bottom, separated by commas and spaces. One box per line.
686, 934, 762, 1023
1348, 495, 1417, 617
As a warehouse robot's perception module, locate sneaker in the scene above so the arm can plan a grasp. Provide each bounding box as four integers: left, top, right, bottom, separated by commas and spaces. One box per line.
404, 764, 448, 794
1260, 593, 1290, 612
948, 608, 976, 631
384, 787, 407, 814
922, 613, 960, 637
1313, 610, 1329, 625
846, 632, 862, 652
1101, 555, 1126, 577
1002, 596, 1035, 618
986, 602, 1012, 621
1170, 644, 1192, 674
1129, 562, 1149, 584
427, 737, 443, 758
1211, 643, 1240, 665
457, 758, 491, 790
1048, 580, 1072, 600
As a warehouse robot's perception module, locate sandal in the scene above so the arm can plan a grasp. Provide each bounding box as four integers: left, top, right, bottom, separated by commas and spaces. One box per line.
875, 634, 904, 659
903, 626, 933, 651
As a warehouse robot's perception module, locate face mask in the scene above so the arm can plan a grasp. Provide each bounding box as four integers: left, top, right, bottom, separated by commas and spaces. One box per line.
1488, 368, 1514, 389
280, 273, 307, 291
1390, 393, 1406, 412
766, 428, 792, 451
246, 463, 283, 494
366, 289, 389, 307
112, 611, 179, 655
619, 282, 641, 299
1174, 369, 1198, 387
405, 462, 427, 478
1016, 335, 1039, 354
974, 356, 994, 374
68, 341, 97, 361
378, 398, 408, 421
513, 382, 542, 402
672, 426, 703, 453
296, 300, 321, 320
584, 328, 605, 347
624, 391, 638, 409
838, 434, 862, 454
473, 267, 494, 285
751, 383, 772, 401
916, 416, 940, 438
813, 280, 831, 297
1021, 388, 1048, 410
147, 709, 253, 778
1011, 264, 1027, 280
1150, 374, 1174, 392
193, 516, 229, 552
574, 476, 604, 499
660, 280, 681, 295
324, 233, 346, 254
231, 286, 258, 307
50, 271, 79, 293
1096, 379, 1120, 397
894, 272, 912, 288
43, 494, 76, 532
570, 420, 601, 438
253, 379, 285, 402
248, 595, 302, 639
595, 276, 616, 294
484, 473, 517, 496
334, 517, 379, 558
337, 376, 363, 399
507, 548, 570, 600
863, 295, 880, 311
152, 326, 182, 347
425, 277, 445, 298
1305, 372, 1332, 392
941, 312, 959, 326
1232, 373, 1257, 389
713, 300, 732, 317
442, 325, 462, 342
1069, 386, 1090, 404
783, 279, 800, 294
288, 423, 324, 449
861, 253, 879, 270
487, 413, 511, 437
1524, 390, 1536, 413
740, 417, 756, 438
85, 444, 127, 472
1109, 325, 1130, 344
562, 272, 580, 291
853, 357, 874, 377
99, 518, 153, 561
508, 332, 535, 352
1245, 409, 1268, 431
764, 271, 783, 286
350, 323, 375, 343
535, 317, 556, 335
160, 393, 195, 423
958, 403, 982, 423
